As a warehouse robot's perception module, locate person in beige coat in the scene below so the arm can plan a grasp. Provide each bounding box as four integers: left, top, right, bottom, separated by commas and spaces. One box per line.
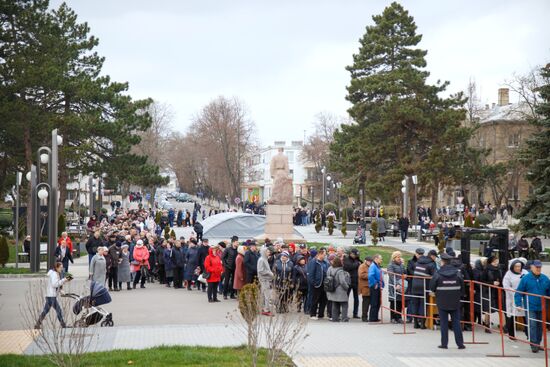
358, 256, 373, 322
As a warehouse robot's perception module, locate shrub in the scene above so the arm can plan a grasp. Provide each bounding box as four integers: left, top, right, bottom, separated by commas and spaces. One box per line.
341, 208, 347, 237
0, 235, 9, 267
57, 214, 66, 237
164, 226, 171, 240
370, 220, 378, 246
315, 212, 321, 233
476, 213, 493, 226
327, 215, 335, 235
300, 201, 307, 208
170, 229, 176, 239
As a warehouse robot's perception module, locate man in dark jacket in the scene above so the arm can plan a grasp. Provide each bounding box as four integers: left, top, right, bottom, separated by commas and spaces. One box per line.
197, 239, 210, 291
193, 221, 204, 242
222, 236, 239, 299
410, 249, 436, 329
156, 240, 166, 284
531, 235, 543, 260
430, 253, 465, 350
398, 216, 410, 243
343, 248, 362, 318
85, 231, 103, 264
170, 241, 183, 288
308, 249, 328, 319
107, 235, 121, 291
243, 241, 260, 284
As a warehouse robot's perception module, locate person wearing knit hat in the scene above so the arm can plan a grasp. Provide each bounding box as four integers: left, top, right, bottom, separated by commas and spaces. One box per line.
275, 251, 294, 313
503, 259, 528, 340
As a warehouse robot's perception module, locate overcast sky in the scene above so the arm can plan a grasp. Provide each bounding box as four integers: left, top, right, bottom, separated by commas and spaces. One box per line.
52, 0, 550, 145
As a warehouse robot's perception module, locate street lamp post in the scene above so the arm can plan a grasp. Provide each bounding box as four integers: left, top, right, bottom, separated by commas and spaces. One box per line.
14, 172, 22, 268
29, 129, 61, 272
89, 175, 94, 217
321, 167, 326, 211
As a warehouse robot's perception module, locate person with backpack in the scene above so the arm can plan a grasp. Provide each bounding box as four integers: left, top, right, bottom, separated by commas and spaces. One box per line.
326, 257, 351, 322
368, 254, 384, 322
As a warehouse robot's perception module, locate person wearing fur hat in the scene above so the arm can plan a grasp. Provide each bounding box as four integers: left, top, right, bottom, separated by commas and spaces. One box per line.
233, 245, 247, 292
503, 259, 528, 339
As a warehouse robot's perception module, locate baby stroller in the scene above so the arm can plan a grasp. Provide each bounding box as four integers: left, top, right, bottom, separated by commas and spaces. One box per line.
62, 281, 114, 327
354, 226, 366, 244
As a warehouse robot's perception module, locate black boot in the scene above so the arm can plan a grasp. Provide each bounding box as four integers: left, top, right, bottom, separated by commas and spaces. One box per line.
133, 283, 136, 289
413, 319, 420, 329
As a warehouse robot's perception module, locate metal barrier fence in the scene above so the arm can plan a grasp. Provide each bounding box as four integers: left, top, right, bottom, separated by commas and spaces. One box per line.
376, 269, 549, 366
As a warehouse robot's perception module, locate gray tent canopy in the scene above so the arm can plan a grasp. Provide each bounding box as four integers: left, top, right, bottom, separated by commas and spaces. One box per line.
201, 212, 303, 240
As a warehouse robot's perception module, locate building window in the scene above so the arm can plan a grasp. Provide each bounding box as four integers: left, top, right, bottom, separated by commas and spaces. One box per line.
508, 133, 520, 147
286, 151, 294, 163
289, 169, 294, 179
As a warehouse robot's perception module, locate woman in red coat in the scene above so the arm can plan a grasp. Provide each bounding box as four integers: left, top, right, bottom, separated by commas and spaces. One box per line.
132, 240, 150, 289
204, 244, 224, 302
233, 245, 246, 292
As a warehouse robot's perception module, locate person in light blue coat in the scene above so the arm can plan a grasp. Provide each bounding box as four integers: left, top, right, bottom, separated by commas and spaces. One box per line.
515, 260, 550, 353
368, 254, 384, 322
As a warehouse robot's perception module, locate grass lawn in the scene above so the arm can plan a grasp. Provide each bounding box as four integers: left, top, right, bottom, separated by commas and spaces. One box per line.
306, 242, 412, 267
0, 345, 291, 367
0, 266, 30, 274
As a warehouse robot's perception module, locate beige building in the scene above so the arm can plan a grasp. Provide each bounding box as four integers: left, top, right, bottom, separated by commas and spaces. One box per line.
463, 88, 538, 209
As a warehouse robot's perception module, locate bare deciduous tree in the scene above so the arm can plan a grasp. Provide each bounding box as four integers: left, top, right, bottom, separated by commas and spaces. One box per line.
465, 77, 482, 123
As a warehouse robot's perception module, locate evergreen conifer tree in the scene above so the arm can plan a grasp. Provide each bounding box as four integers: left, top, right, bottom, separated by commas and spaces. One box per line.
517, 64, 550, 236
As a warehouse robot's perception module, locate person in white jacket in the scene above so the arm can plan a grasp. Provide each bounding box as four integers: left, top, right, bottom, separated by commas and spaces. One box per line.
503, 259, 528, 339
35, 262, 72, 329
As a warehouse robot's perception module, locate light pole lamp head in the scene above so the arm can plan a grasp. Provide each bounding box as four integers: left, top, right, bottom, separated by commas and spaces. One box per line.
326, 175, 331, 182
401, 179, 407, 187
16, 172, 22, 185
56, 135, 63, 146
40, 153, 49, 164
38, 188, 49, 200
412, 175, 418, 185
401, 187, 406, 194
321, 167, 325, 174
26, 171, 32, 181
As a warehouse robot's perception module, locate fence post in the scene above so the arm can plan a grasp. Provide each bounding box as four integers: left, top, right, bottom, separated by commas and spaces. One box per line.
465, 280, 488, 345
487, 287, 519, 358
393, 273, 415, 335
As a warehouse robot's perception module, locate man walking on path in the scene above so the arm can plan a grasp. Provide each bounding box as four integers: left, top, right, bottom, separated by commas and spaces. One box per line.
515, 260, 550, 353
429, 252, 465, 350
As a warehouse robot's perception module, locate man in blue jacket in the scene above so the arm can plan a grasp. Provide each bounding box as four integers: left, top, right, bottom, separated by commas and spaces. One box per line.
368, 254, 384, 322
308, 248, 328, 320
515, 260, 550, 353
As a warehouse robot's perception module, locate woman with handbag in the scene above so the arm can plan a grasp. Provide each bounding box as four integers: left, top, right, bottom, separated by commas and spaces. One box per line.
204, 244, 223, 302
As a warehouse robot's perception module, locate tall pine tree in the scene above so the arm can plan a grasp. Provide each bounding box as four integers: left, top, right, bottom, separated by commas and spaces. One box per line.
517, 63, 550, 236
331, 2, 473, 219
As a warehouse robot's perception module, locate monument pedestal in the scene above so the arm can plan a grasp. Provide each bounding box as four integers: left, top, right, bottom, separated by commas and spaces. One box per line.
256, 204, 305, 243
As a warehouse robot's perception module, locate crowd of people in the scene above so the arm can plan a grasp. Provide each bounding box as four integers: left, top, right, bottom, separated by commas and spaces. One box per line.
37, 203, 547, 354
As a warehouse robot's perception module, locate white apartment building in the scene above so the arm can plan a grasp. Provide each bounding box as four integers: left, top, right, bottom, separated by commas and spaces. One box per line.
241, 140, 306, 205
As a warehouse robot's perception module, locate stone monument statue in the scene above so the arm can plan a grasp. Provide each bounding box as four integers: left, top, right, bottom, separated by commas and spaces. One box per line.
269, 148, 293, 205
257, 147, 304, 243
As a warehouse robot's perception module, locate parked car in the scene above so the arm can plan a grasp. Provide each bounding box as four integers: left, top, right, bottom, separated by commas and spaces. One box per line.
176, 193, 193, 202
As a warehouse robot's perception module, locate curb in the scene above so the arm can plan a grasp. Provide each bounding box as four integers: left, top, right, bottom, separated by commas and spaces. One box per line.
0, 273, 46, 279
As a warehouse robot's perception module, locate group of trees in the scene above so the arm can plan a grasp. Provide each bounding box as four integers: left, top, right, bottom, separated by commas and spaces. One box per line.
166, 96, 257, 203
329, 2, 478, 220
0, 1, 165, 215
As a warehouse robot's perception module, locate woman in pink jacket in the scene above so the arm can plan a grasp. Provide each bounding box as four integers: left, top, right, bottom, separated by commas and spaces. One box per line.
132, 240, 150, 289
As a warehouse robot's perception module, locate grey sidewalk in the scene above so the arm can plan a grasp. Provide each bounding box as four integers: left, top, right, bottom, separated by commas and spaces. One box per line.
21, 321, 547, 367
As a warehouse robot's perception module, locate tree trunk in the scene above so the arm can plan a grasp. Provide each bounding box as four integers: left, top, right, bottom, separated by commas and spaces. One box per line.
430, 182, 438, 223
